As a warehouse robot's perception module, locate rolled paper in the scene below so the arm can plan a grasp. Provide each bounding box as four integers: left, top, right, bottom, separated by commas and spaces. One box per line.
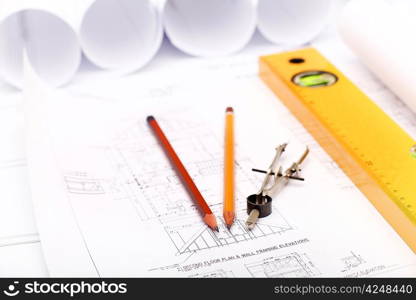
339, 0, 416, 113
0, 0, 81, 89
257, 0, 332, 46
0, 0, 164, 89
79, 0, 164, 71
163, 0, 257, 56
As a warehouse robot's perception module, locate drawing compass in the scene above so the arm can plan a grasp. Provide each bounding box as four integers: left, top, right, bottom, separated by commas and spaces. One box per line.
246, 143, 309, 230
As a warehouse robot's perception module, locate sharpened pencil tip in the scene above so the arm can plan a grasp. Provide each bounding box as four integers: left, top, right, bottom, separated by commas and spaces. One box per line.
204, 214, 219, 232
226, 107, 234, 113
146, 115, 155, 122
223, 212, 235, 230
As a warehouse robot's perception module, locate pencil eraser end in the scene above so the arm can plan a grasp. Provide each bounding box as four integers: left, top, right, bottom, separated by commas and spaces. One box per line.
226, 107, 233, 113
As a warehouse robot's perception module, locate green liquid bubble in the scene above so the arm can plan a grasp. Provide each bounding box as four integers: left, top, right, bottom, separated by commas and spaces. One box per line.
299, 74, 330, 87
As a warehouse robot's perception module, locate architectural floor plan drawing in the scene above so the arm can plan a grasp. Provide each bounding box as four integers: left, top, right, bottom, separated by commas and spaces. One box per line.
105, 117, 295, 257
165, 217, 292, 255
340, 251, 366, 272
24, 44, 416, 277
245, 252, 319, 278
64, 175, 105, 195
42, 106, 416, 277
59, 116, 294, 262
104, 118, 260, 223
189, 269, 235, 278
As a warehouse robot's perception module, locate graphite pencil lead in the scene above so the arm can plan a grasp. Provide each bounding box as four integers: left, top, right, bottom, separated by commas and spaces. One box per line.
203, 213, 219, 232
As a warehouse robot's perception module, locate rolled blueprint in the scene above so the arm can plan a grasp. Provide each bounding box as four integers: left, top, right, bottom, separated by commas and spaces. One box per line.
79, 0, 163, 71
163, 0, 257, 56
0, 0, 164, 89
339, 0, 416, 113
257, 0, 332, 45
0, 0, 81, 88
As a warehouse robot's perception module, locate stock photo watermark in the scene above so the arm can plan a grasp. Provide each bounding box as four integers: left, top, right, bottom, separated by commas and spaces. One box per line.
2, 281, 127, 297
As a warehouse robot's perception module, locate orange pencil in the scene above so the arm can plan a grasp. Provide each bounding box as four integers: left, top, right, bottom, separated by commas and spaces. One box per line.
147, 116, 219, 232
223, 107, 235, 229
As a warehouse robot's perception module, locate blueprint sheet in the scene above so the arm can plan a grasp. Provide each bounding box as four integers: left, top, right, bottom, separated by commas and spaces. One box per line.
24, 32, 416, 277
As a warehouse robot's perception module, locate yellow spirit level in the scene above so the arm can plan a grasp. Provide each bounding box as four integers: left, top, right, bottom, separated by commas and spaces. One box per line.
260, 48, 416, 252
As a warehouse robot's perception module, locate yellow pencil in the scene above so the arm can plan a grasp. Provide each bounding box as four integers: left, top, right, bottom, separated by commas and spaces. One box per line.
223, 107, 235, 229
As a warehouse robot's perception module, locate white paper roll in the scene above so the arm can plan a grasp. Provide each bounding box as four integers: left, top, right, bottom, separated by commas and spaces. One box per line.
257, 0, 332, 45
339, 0, 416, 113
0, 0, 81, 89
163, 0, 257, 57
79, 0, 164, 71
